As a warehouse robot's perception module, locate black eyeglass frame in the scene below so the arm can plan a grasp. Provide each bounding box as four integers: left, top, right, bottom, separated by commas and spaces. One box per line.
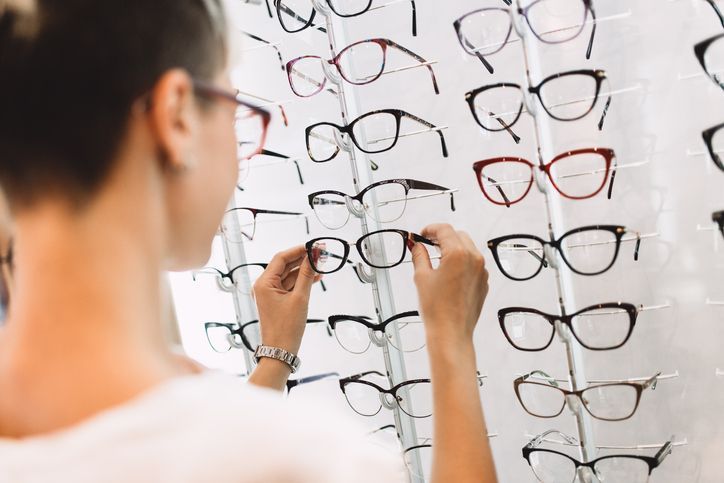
339, 370, 432, 418
306, 229, 436, 275
694, 33, 724, 90
305, 109, 449, 163
703, 122, 724, 172
205, 319, 328, 353
498, 302, 638, 352
522, 434, 673, 479
487, 225, 641, 281
273, 0, 417, 36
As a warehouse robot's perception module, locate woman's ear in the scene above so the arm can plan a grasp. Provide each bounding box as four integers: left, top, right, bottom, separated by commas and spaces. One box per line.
147, 69, 199, 174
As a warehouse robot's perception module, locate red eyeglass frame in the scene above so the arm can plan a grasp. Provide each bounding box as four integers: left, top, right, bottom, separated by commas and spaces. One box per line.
472, 148, 616, 207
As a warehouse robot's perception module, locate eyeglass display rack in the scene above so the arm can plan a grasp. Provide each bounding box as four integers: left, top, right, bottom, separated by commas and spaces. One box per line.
164, 1, 724, 481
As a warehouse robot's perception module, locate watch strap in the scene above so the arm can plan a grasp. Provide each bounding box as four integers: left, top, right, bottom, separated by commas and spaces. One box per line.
254, 345, 301, 374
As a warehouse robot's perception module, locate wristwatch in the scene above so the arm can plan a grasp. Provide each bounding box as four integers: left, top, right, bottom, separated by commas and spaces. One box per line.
254, 345, 301, 374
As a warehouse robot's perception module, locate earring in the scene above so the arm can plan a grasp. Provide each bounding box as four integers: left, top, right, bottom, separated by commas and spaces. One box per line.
178, 153, 198, 173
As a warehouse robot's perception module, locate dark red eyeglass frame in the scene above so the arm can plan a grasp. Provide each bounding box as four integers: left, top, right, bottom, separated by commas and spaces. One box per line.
286, 38, 438, 98
472, 148, 616, 207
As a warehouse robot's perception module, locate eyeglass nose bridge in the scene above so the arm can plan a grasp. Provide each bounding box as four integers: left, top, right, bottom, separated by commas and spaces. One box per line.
523, 88, 538, 118
333, 128, 353, 153
345, 196, 365, 218
543, 244, 559, 270
533, 165, 548, 194
226, 333, 245, 350
380, 391, 397, 411
369, 327, 387, 348
310, 0, 331, 16
577, 465, 596, 483
215, 276, 235, 293
565, 393, 581, 415
554, 319, 571, 344
321, 60, 342, 85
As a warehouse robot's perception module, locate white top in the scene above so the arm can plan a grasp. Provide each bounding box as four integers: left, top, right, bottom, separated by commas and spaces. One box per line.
0, 372, 408, 483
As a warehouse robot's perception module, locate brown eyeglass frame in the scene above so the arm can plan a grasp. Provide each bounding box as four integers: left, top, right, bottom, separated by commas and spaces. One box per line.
513, 372, 659, 421
286, 38, 439, 98
473, 148, 616, 207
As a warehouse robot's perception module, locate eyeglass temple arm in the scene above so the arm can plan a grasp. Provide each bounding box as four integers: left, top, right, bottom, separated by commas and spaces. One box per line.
510, 243, 550, 267
410, 1, 417, 36
527, 429, 579, 449
264, 0, 272, 17
237, 89, 289, 126
642, 372, 662, 390
407, 180, 457, 211
706, 0, 724, 27
654, 438, 674, 466
288, 65, 339, 96
586, 3, 596, 60
607, 154, 618, 200
631, 230, 642, 261
463, 35, 494, 74
522, 370, 560, 387
349, 370, 386, 380
293, 160, 305, 185
400, 111, 449, 157
598, 78, 612, 131
478, 104, 521, 143
502, 0, 512, 5
481, 173, 513, 207
384, 39, 439, 94
241, 30, 285, 70
286, 371, 340, 392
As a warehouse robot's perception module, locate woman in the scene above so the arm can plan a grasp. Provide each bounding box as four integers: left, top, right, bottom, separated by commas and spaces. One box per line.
0, 1, 497, 482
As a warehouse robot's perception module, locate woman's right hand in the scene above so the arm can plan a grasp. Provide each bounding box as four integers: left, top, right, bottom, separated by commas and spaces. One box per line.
410, 224, 489, 348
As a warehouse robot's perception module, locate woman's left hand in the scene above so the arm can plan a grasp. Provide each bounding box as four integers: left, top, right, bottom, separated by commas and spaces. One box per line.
252, 245, 321, 356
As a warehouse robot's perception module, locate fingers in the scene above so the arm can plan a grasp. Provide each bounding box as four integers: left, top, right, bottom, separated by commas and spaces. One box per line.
421, 223, 463, 256
411, 242, 433, 275
292, 256, 317, 297
265, 246, 306, 278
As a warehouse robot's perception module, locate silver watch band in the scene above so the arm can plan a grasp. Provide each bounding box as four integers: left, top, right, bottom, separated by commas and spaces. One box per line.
254, 345, 301, 374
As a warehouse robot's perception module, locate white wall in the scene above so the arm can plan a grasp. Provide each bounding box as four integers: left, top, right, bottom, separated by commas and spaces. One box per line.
170, 1, 724, 481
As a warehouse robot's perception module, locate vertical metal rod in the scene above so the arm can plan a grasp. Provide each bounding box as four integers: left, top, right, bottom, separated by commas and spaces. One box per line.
221, 200, 257, 375
313, 4, 423, 481
514, 4, 596, 462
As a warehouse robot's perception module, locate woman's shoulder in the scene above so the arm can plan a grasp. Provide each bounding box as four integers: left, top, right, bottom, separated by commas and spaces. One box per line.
0, 371, 407, 483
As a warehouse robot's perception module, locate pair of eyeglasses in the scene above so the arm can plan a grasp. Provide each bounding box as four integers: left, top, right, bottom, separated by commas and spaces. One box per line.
473, 148, 617, 206
306, 229, 436, 276
514, 370, 660, 421
465, 69, 611, 144
273, 0, 416, 36
286, 38, 438, 98
308, 179, 454, 230
205, 319, 330, 353
523, 430, 673, 483
192, 80, 271, 160
306, 109, 448, 163
219, 207, 308, 242
695, 32, 724, 90
340, 370, 486, 418
713, 211, 724, 238
488, 225, 642, 281
705, 0, 724, 27
328, 311, 425, 353
454, 0, 596, 74
703, 123, 724, 171
499, 302, 640, 352
193, 263, 328, 295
